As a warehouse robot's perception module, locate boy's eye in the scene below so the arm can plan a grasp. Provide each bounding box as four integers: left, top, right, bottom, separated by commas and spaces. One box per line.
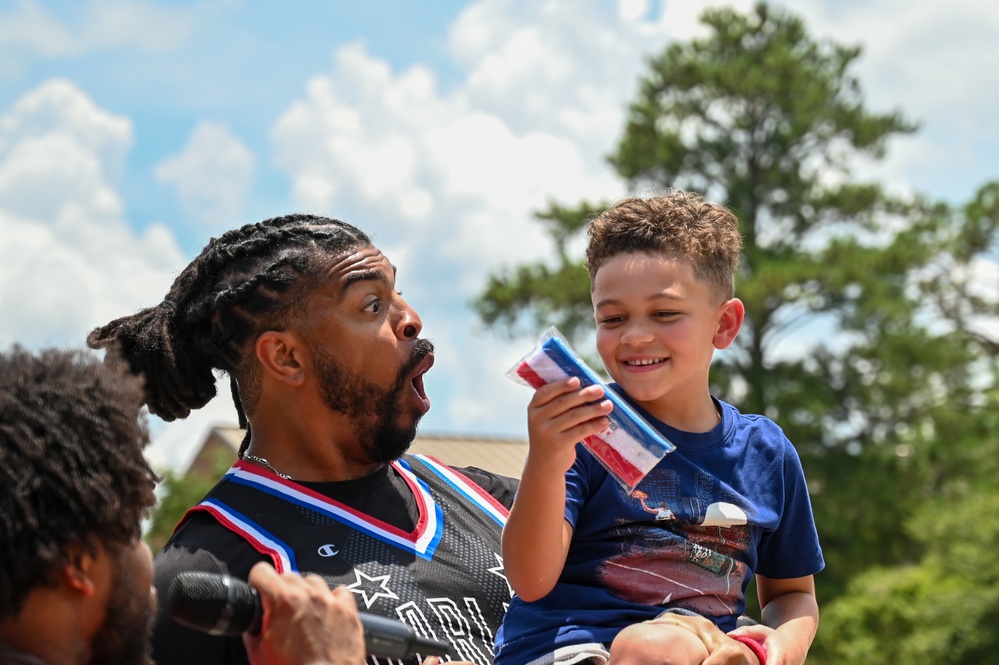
364, 299, 382, 314
653, 310, 679, 319
599, 315, 624, 325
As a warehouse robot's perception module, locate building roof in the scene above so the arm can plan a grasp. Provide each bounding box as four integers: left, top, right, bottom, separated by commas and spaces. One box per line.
409, 433, 527, 479
193, 426, 528, 479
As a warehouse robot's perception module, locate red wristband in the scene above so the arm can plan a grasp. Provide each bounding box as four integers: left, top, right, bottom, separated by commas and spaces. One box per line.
730, 635, 767, 665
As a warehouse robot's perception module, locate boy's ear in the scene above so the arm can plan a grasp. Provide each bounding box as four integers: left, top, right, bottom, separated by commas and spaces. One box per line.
255, 331, 306, 386
713, 298, 745, 350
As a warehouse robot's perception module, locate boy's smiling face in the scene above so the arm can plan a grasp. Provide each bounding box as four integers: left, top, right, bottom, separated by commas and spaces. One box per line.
591, 251, 743, 429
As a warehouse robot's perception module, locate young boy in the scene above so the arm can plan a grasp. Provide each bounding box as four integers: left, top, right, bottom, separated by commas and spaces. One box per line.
495, 192, 824, 665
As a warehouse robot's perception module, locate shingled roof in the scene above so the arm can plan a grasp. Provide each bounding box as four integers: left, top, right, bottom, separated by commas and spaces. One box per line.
185, 425, 528, 480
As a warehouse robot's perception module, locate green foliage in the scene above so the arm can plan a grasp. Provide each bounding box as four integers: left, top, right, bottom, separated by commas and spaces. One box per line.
810, 490, 999, 664
475, 200, 605, 341
144, 446, 233, 552
473, 0, 999, 635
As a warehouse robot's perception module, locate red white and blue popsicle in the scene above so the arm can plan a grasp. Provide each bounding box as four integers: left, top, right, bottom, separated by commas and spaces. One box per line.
509, 327, 675, 489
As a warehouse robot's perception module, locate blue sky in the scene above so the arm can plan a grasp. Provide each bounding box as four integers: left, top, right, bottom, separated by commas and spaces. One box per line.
2, 0, 997, 471
0, 1, 476, 252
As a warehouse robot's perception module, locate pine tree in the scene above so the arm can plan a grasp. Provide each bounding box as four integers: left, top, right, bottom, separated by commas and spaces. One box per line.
475, 2, 999, 613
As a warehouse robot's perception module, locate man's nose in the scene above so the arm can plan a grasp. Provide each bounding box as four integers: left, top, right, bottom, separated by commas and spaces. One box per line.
395, 296, 422, 339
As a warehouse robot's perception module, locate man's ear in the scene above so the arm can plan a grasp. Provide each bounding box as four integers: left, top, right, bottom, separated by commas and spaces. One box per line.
60, 545, 100, 598
255, 331, 306, 386
713, 298, 745, 350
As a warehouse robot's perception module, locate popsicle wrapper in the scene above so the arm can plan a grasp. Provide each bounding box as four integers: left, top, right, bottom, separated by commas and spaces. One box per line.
507, 327, 675, 490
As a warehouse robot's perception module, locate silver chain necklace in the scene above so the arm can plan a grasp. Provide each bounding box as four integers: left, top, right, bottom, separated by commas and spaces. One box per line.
242, 454, 293, 480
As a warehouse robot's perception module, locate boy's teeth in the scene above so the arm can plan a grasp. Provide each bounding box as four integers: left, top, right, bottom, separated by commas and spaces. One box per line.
629, 358, 661, 366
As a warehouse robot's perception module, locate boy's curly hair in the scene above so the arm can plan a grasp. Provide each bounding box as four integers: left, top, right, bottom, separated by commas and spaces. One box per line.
585, 191, 743, 302
0, 346, 158, 620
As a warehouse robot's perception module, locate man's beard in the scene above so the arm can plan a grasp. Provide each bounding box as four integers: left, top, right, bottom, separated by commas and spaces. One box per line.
88, 549, 156, 665
311, 338, 434, 464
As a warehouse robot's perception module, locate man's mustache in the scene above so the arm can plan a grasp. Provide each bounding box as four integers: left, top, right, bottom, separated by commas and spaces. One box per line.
399, 338, 434, 378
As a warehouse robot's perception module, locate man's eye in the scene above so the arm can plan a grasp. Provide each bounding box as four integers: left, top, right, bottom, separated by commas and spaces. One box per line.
364, 300, 381, 314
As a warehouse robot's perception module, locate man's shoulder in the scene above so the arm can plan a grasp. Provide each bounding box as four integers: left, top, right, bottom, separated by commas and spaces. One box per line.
403, 454, 519, 510
154, 510, 265, 586
151, 528, 250, 665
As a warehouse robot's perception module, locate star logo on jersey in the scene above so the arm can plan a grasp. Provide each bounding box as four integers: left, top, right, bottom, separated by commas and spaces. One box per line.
488, 552, 513, 597
346, 568, 400, 609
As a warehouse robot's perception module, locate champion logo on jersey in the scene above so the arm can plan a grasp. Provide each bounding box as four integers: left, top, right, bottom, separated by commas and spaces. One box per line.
218, 459, 446, 559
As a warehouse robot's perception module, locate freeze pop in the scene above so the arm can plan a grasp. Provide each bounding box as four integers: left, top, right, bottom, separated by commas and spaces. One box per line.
507, 327, 675, 490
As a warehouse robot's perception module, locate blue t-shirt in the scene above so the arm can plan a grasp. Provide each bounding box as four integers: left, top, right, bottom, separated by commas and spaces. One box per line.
494, 393, 824, 665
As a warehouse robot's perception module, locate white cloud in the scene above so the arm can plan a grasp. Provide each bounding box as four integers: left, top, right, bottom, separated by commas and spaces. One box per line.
271, 44, 454, 223
4, 0, 996, 469
451, 1, 641, 154
0, 0, 209, 76
75, 0, 203, 51
145, 378, 239, 473
270, 1, 708, 437
0, 3, 76, 73
431, 327, 536, 435
0, 77, 132, 181
789, 0, 999, 200
0, 79, 183, 351
0, 78, 190, 469
795, 1, 999, 115
264, 0, 788, 438
155, 120, 255, 229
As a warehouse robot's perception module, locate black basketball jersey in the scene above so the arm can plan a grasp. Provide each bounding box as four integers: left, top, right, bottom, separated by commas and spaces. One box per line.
185, 454, 512, 665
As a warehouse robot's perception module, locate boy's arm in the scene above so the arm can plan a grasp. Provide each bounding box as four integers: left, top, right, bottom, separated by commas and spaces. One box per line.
502, 377, 612, 602
501, 467, 574, 602
731, 575, 818, 665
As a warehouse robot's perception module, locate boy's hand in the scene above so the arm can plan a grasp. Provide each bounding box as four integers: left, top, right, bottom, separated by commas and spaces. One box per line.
526, 376, 613, 475
647, 613, 760, 664
726, 624, 775, 664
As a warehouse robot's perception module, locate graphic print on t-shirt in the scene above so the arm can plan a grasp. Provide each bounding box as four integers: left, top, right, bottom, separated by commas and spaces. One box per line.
595, 465, 752, 617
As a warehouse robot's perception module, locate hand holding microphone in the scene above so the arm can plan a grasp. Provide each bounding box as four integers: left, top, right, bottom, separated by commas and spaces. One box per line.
166, 563, 451, 664
246, 563, 366, 665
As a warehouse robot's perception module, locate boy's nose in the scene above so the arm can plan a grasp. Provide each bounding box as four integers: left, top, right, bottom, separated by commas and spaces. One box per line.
620, 323, 655, 345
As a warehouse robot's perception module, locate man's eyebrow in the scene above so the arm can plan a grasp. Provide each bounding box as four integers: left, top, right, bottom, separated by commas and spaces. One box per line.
339, 265, 398, 293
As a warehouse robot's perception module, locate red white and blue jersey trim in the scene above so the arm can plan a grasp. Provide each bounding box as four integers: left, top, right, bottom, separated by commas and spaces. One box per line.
402, 455, 508, 528
184, 458, 449, 560
190, 499, 298, 573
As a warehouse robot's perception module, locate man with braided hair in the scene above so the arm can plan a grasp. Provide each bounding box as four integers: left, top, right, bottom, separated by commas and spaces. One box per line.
0, 346, 368, 665
87, 214, 519, 665
88, 213, 761, 665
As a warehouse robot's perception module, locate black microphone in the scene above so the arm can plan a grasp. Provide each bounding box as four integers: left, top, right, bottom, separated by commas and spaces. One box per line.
166, 571, 451, 660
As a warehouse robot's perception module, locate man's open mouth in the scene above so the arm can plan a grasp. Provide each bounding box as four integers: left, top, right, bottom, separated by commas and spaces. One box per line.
408, 349, 434, 413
